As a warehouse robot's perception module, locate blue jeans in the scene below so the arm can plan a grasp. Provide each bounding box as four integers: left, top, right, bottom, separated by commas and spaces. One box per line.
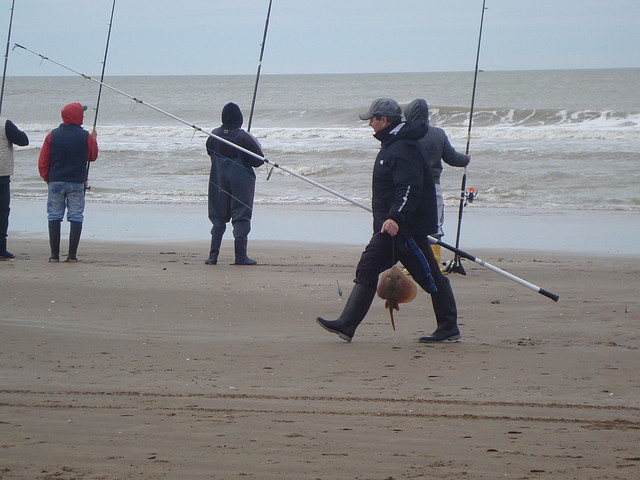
47, 182, 85, 223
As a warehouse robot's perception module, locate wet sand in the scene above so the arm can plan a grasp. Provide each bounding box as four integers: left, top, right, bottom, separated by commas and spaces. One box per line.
1, 237, 638, 479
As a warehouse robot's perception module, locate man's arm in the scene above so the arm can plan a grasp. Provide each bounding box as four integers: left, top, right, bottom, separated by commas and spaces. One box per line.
441, 135, 470, 168
38, 133, 52, 182
87, 134, 98, 162
241, 131, 265, 168
5, 120, 29, 146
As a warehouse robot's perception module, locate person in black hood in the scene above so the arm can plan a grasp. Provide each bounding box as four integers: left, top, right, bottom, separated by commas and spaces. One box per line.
404, 98, 470, 269
205, 102, 264, 265
316, 98, 461, 343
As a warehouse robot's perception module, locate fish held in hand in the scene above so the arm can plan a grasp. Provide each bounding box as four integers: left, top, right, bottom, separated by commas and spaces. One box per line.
377, 265, 417, 330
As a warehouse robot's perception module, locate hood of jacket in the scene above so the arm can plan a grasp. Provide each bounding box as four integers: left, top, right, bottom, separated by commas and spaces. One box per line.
60, 103, 85, 125
375, 119, 428, 145
221, 102, 243, 129
404, 98, 429, 126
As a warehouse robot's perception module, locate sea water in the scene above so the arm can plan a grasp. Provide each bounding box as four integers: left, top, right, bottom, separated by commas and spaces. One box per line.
2, 69, 640, 252
4, 68, 639, 211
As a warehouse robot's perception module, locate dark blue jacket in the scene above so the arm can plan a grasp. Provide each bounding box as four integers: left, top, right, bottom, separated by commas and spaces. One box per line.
206, 126, 264, 171
372, 120, 438, 236
48, 124, 90, 183
206, 103, 264, 174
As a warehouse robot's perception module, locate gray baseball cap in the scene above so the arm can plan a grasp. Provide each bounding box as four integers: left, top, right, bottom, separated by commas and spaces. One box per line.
359, 98, 402, 120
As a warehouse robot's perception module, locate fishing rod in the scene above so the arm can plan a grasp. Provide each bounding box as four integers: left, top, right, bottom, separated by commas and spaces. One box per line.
92, 0, 116, 132
86, 0, 116, 188
446, 0, 487, 275
13, 43, 369, 211
0, 0, 16, 115
247, 0, 272, 132
13, 43, 559, 302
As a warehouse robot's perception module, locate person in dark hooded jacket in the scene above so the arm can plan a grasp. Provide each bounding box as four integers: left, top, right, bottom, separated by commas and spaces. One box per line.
316, 98, 461, 343
39, 102, 98, 263
404, 98, 470, 268
205, 102, 264, 265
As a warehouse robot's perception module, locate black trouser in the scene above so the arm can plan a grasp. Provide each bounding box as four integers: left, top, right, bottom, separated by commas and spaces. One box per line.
354, 232, 457, 327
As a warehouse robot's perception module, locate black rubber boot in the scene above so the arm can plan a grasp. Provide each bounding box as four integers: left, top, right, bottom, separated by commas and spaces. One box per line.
48, 220, 61, 262
419, 277, 460, 342
66, 221, 82, 263
0, 236, 14, 259
316, 283, 376, 342
419, 325, 461, 342
205, 226, 225, 265
233, 237, 256, 265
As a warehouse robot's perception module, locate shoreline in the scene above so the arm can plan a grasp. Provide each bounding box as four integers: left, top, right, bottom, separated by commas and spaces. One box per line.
7, 198, 640, 256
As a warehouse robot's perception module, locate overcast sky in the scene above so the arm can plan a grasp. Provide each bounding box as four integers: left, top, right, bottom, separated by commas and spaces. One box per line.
3, 0, 639, 76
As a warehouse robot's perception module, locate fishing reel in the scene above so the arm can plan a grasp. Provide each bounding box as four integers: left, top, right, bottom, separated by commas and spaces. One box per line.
443, 187, 478, 275
464, 187, 477, 206
444, 256, 466, 275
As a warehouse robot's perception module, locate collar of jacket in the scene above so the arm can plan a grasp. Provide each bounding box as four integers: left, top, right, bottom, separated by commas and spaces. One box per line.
374, 119, 403, 144
378, 120, 428, 145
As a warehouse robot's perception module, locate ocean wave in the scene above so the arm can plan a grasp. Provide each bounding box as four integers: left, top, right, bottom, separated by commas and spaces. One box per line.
20, 107, 638, 153
253, 104, 640, 130
430, 107, 640, 129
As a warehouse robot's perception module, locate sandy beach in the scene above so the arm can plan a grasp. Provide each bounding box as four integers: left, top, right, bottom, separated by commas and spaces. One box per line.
1, 232, 639, 479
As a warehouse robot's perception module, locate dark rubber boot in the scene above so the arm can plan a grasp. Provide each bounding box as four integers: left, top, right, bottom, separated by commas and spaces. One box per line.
205, 226, 225, 265
316, 283, 376, 342
0, 236, 14, 259
233, 237, 256, 265
48, 220, 61, 262
419, 277, 460, 342
66, 221, 82, 263
0, 233, 13, 259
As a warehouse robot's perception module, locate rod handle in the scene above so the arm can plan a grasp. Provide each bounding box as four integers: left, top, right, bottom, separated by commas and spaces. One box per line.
539, 288, 559, 302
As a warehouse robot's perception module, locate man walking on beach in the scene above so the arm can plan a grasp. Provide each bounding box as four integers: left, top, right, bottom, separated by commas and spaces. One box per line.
0, 116, 29, 259
205, 102, 264, 266
404, 98, 470, 269
316, 98, 461, 343
39, 103, 98, 263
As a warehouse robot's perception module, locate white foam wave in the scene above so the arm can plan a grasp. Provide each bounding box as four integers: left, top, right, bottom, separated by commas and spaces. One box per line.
21, 109, 638, 154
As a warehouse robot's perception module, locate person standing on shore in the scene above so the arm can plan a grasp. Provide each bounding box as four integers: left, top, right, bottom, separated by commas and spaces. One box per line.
38, 103, 98, 263
205, 102, 264, 265
316, 98, 461, 343
404, 98, 470, 269
0, 117, 30, 259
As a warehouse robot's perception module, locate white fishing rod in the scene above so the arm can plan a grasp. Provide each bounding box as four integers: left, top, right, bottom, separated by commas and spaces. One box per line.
14, 43, 559, 302
0, 0, 16, 115
13, 43, 370, 211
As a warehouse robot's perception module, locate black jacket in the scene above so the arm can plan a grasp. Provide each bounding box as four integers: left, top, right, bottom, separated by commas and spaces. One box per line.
371, 121, 438, 236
